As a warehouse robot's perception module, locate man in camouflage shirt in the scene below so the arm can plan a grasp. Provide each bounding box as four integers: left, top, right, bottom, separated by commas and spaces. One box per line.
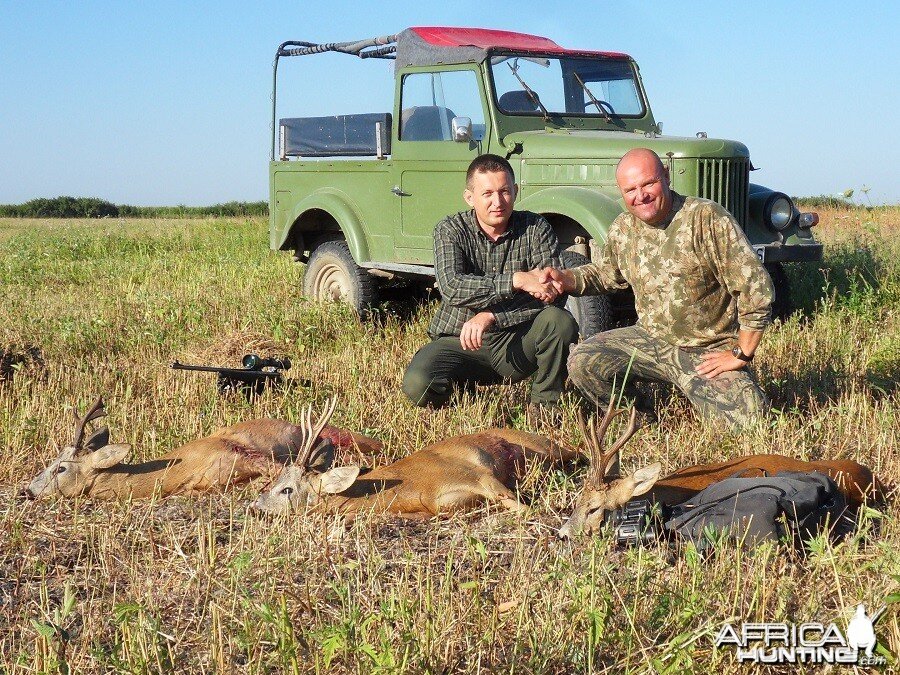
402, 154, 578, 409
547, 148, 774, 428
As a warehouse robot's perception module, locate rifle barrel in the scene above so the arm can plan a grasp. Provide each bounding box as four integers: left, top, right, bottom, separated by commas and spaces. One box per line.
170, 362, 281, 377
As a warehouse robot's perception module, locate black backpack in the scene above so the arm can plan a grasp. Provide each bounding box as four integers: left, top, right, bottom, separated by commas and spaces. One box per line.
663, 471, 849, 550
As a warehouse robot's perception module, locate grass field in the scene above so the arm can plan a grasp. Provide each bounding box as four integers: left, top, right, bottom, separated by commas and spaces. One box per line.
0, 207, 897, 673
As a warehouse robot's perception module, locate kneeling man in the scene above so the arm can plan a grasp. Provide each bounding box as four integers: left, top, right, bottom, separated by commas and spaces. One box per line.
547, 148, 773, 428
403, 154, 578, 411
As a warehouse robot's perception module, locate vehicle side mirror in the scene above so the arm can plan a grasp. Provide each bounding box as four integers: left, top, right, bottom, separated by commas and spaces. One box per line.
451, 117, 472, 143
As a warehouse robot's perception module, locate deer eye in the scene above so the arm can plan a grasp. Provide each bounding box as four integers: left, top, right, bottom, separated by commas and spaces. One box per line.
280, 487, 293, 496
56, 465, 67, 474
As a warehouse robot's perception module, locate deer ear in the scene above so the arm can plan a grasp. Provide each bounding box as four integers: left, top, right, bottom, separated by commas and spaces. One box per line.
307, 439, 335, 473
629, 462, 662, 497
317, 466, 360, 494
85, 427, 110, 451
89, 444, 132, 470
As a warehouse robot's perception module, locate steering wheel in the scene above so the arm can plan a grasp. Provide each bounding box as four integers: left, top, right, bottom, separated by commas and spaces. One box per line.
586, 99, 616, 115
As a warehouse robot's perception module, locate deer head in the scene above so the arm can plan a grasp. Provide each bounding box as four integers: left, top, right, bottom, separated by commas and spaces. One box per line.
251, 399, 360, 514
25, 397, 132, 499
558, 403, 661, 539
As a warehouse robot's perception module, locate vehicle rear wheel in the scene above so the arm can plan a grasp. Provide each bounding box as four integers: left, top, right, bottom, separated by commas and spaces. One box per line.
560, 250, 612, 338
303, 239, 377, 316
764, 262, 792, 322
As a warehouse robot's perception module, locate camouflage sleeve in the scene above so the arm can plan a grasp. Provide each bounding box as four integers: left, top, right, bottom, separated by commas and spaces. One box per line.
433, 218, 515, 310
699, 213, 774, 331
492, 216, 564, 329
569, 226, 629, 296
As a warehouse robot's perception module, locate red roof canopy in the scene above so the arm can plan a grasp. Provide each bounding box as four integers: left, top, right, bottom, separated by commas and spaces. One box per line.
408, 26, 629, 60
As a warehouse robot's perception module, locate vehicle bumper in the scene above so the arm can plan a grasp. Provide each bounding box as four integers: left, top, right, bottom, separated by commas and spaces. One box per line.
751, 243, 823, 264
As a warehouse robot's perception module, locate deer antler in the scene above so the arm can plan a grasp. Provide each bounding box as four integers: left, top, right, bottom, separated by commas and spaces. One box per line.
295, 398, 337, 472
72, 397, 107, 451
579, 401, 639, 486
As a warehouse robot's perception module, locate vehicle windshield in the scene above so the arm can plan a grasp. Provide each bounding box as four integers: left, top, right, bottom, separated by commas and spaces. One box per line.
489, 54, 645, 118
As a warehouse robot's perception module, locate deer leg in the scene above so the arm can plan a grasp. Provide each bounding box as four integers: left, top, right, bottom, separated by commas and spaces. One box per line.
477, 475, 528, 513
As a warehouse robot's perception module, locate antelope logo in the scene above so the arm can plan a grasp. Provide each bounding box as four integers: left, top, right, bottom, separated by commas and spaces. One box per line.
846, 604, 886, 661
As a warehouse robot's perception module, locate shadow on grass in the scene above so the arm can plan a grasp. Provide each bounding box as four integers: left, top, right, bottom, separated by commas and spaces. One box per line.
768, 243, 898, 410
764, 364, 898, 413
784, 244, 888, 318
371, 280, 439, 326
0, 345, 44, 383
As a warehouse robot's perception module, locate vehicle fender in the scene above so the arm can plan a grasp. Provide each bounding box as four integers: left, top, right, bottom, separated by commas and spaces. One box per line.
517, 187, 623, 244
748, 182, 774, 197
746, 182, 785, 244
278, 189, 370, 263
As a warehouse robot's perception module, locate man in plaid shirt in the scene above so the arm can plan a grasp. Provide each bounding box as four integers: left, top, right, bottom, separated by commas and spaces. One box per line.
402, 155, 579, 411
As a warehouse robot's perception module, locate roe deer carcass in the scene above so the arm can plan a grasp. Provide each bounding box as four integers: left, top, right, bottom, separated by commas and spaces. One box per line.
558, 402, 888, 538
252, 401, 580, 517
25, 397, 382, 500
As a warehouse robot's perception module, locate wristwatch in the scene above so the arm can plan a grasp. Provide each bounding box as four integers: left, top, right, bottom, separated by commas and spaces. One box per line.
731, 346, 753, 362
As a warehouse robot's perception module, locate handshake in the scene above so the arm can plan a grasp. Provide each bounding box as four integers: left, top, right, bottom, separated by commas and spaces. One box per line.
512, 267, 576, 304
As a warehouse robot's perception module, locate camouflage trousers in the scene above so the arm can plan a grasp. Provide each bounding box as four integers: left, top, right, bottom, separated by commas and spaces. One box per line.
567, 325, 769, 429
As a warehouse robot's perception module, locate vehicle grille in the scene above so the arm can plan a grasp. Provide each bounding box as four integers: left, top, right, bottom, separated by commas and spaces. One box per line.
697, 159, 750, 228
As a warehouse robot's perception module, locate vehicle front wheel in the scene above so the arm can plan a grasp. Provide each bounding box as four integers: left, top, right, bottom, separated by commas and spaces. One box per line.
303, 239, 377, 316
764, 262, 792, 322
560, 250, 612, 338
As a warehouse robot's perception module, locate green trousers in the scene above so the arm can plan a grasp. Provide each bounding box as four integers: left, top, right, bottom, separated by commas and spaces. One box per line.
567, 324, 769, 428
403, 306, 578, 407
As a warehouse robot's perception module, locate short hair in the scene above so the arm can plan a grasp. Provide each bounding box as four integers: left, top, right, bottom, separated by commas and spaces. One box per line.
466, 154, 515, 188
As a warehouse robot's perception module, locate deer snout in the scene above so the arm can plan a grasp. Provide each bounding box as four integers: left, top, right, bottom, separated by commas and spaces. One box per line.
559, 499, 614, 540
558, 511, 589, 539
557, 520, 576, 539
559, 517, 604, 539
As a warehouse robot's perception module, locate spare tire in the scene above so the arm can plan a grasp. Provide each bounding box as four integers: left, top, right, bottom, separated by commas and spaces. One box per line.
560, 250, 612, 338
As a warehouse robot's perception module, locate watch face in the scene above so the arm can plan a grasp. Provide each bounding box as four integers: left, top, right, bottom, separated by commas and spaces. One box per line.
732, 347, 750, 362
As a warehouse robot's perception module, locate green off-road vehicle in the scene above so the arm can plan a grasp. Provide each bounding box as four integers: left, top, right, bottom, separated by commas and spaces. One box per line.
269, 27, 821, 335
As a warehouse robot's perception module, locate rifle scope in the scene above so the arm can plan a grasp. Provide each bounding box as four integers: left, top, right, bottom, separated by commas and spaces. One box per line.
242, 354, 292, 371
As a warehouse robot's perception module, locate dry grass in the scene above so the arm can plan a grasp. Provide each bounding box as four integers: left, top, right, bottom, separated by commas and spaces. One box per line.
0, 209, 898, 673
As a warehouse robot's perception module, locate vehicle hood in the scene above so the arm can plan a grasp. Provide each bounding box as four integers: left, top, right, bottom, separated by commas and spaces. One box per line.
502, 129, 750, 160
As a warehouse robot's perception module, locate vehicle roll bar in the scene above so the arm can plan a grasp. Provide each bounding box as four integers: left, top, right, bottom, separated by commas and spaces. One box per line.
271, 35, 398, 160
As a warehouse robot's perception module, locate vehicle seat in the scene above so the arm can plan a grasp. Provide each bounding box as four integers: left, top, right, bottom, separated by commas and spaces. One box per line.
499, 90, 540, 113
400, 106, 457, 141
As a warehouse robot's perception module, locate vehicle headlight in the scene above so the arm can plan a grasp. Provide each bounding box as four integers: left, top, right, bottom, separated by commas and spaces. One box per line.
765, 192, 794, 231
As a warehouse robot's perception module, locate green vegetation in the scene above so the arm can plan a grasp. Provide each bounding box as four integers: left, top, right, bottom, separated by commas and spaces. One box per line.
0, 197, 268, 219
0, 206, 897, 673
792, 195, 856, 210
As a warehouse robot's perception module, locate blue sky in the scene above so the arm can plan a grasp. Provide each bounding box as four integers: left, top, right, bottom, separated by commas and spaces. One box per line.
1, 1, 897, 205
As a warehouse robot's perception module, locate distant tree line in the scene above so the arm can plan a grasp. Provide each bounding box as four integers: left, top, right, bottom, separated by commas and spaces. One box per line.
792, 195, 856, 210
0, 197, 269, 218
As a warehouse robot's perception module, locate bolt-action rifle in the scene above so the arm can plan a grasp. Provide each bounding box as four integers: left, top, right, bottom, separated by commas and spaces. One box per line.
171, 354, 291, 397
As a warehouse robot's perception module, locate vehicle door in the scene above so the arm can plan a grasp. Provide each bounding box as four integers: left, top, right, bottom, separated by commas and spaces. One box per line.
391, 68, 489, 263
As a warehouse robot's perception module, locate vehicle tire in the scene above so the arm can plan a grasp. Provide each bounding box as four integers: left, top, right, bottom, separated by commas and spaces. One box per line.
303, 239, 377, 316
764, 262, 792, 322
560, 250, 613, 338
